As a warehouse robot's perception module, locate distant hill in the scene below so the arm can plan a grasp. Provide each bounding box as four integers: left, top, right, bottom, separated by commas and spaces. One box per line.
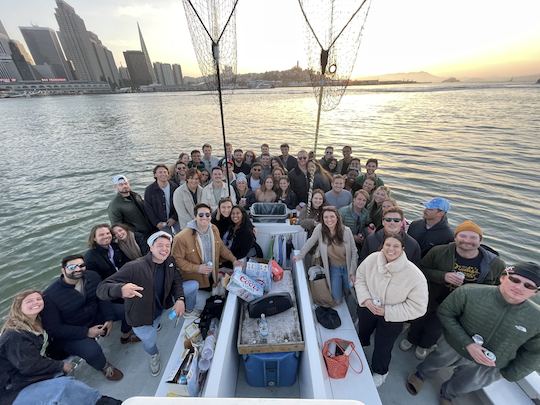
358, 71, 444, 83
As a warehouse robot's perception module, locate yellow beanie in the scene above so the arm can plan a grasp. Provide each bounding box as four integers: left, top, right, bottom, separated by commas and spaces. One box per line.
454, 220, 483, 237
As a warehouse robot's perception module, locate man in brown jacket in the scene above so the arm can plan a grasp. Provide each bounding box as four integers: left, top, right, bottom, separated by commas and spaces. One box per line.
172, 203, 239, 289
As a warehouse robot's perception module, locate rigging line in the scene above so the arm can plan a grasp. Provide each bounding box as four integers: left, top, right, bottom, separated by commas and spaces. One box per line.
217, 0, 240, 43
185, 0, 214, 42
328, 0, 369, 50
297, 0, 324, 51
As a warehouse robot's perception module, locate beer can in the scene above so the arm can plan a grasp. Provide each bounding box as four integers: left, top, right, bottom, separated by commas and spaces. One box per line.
373, 298, 381, 306
472, 334, 484, 346
456, 271, 465, 280
483, 350, 496, 362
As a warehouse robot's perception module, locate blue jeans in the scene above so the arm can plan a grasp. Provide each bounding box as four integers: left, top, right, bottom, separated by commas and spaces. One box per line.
183, 280, 199, 311
329, 265, 350, 303
13, 376, 101, 405
59, 337, 106, 371
132, 316, 161, 356
110, 302, 131, 334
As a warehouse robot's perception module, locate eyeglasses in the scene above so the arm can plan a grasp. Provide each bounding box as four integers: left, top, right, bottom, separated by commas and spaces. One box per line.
383, 218, 401, 223
197, 212, 211, 218
65, 263, 86, 271
505, 271, 538, 291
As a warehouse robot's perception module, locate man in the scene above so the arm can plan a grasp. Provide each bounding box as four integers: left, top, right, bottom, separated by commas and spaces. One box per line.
359, 207, 421, 265
172, 203, 239, 290
260, 143, 271, 158
108, 175, 154, 237
278, 143, 298, 172
201, 167, 236, 211
408, 197, 454, 257
259, 153, 272, 180
232, 148, 250, 175
85, 224, 128, 280
202, 143, 219, 172
339, 189, 370, 247
247, 163, 263, 191
406, 262, 540, 405
288, 150, 310, 204
42, 255, 123, 381
337, 145, 354, 175
97, 231, 199, 376
348, 158, 361, 173
355, 158, 384, 190
400, 220, 506, 360
188, 149, 205, 171
319, 146, 334, 171
324, 174, 352, 209
171, 160, 187, 186
144, 164, 179, 235
217, 142, 233, 167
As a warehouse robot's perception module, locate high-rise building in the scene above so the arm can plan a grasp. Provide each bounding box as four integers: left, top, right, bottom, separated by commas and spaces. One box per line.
123, 50, 152, 88
88, 31, 119, 86
9, 40, 35, 80
20, 26, 73, 80
137, 23, 156, 84
0, 21, 22, 81
172, 64, 183, 86
154, 62, 175, 86
118, 66, 131, 87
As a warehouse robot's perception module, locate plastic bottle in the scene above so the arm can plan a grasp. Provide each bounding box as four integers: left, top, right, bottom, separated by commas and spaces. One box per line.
168, 309, 177, 320
259, 313, 269, 338
201, 335, 216, 360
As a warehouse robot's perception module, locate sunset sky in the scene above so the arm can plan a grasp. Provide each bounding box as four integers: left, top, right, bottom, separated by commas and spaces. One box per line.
3, 0, 540, 79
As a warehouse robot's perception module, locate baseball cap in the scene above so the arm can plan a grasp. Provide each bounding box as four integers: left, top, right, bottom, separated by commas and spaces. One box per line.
423, 197, 450, 212
112, 175, 128, 185
147, 231, 173, 247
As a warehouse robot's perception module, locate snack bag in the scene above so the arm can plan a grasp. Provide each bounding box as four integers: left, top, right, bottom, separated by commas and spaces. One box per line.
270, 259, 284, 281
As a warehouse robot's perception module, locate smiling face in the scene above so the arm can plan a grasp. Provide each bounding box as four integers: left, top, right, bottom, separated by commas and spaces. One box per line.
112, 225, 128, 241
116, 180, 131, 196
454, 231, 481, 254
62, 257, 86, 280
236, 180, 247, 192
383, 211, 402, 235
279, 178, 289, 191
373, 188, 388, 204
94, 226, 112, 247
261, 154, 270, 167
196, 207, 212, 229
312, 192, 324, 209
203, 145, 212, 158
187, 173, 200, 189
499, 272, 538, 304
381, 236, 404, 262
155, 167, 169, 183
150, 237, 171, 263
322, 210, 338, 230
212, 168, 223, 183
21, 292, 44, 318
332, 177, 345, 193
231, 207, 243, 225
264, 177, 274, 190
219, 201, 233, 217
362, 178, 376, 193
366, 161, 377, 175
353, 192, 368, 210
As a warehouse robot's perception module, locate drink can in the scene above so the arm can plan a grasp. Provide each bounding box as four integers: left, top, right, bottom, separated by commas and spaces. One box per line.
456, 271, 465, 280
472, 334, 484, 346
483, 350, 496, 362
373, 298, 381, 306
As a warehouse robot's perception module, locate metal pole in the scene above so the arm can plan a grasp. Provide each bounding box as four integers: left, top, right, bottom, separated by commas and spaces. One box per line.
313, 85, 323, 160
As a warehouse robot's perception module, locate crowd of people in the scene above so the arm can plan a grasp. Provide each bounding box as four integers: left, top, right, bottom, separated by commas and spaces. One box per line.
1, 141, 538, 405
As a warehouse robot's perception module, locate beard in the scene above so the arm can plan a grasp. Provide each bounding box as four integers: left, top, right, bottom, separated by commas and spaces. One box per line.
65, 271, 84, 280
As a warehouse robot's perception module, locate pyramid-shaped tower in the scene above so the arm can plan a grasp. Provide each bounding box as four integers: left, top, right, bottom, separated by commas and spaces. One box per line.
138, 22, 156, 84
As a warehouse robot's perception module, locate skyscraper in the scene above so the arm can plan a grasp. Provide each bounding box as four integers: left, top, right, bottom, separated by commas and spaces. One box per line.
9, 40, 35, 80
137, 23, 156, 84
88, 31, 119, 86
0, 19, 8, 37
0, 20, 22, 80
20, 26, 73, 80
172, 64, 183, 86
124, 50, 152, 88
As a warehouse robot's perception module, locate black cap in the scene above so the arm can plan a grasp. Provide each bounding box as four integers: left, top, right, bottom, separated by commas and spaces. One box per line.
315, 306, 341, 329
506, 262, 540, 287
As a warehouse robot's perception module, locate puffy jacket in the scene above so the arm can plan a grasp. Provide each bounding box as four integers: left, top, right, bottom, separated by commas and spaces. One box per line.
339, 203, 370, 235
359, 229, 421, 265
108, 191, 155, 236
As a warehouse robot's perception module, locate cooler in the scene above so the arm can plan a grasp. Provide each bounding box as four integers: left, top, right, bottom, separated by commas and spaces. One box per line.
243, 351, 299, 387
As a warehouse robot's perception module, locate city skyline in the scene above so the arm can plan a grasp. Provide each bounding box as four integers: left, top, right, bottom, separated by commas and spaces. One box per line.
2, 0, 540, 80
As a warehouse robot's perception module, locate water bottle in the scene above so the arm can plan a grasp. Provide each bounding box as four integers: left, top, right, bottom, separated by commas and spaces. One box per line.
168, 309, 177, 320
259, 313, 269, 338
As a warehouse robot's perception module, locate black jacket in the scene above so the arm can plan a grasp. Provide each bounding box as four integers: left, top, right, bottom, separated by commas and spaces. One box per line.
407, 216, 454, 257
278, 155, 298, 172
97, 253, 186, 327
288, 168, 309, 203
211, 211, 233, 238
224, 224, 257, 259
359, 229, 422, 265
41, 271, 114, 341
0, 330, 64, 405
84, 243, 128, 280
144, 181, 178, 227
277, 190, 298, 210
108, 191, 155, 237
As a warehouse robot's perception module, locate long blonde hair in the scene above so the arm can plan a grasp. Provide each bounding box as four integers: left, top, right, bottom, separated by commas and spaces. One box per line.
1, 289, 43, 335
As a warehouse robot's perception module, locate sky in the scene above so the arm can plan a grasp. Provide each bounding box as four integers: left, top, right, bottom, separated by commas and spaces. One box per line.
2, 0, 540, 80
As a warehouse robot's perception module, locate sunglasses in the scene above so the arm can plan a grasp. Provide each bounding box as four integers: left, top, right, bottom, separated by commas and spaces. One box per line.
197, 212, 211, 218
505, 271, 538, 291
65, 263, 86, 271
383, 218, 401, 223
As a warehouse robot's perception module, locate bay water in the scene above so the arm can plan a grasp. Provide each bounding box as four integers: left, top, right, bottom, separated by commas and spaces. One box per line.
0, 83, 539, 316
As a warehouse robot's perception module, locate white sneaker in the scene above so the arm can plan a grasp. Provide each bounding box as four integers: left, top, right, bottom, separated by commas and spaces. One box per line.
184, 309, 202, 319
399, 338, 414, 351
150, 353, 161, 376
415, 346, 428, 360
372, 372, 388, 387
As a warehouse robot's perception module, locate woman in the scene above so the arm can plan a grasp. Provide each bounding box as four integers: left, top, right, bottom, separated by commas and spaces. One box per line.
255, 176, 277, 203
272, 167, 286, 188
244, 150, 257, 166
355, 234, 428, 387
211, 197, 233, 238
178, 152, 190, 166
271, 157, 286, 173
367, 186, 391, 230
0, 290, 120, 405
223, 206, 260, 260
307, 159, 332, 192
276, 176, 297, 209
234, 173, 256, 209
298, 188, 325, 236
295, 206, 357, 304
111, 223, 149, 260
199, 168, 210, 187
361, 177, 376, 196
327, 158, 339, 174
173, 168, 204, 229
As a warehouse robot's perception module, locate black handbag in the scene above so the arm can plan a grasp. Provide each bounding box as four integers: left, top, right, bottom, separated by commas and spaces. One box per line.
247, 292, 293, 318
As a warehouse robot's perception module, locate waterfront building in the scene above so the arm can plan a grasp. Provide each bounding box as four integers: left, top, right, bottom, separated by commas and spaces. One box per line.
19, 25, 73, 80
123, 50, 152, 88
0, 24, 22, 81
137, 23, 156, 84
32, 64, 56, 79
172, 64, 183, 86
8, 40, 36, 80
0, 19, 7, 37
88, 31, 119, 86
154, 62, 175, 86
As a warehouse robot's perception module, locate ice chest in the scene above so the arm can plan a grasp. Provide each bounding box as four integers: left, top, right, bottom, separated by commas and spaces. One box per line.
243, 351, 298, 387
